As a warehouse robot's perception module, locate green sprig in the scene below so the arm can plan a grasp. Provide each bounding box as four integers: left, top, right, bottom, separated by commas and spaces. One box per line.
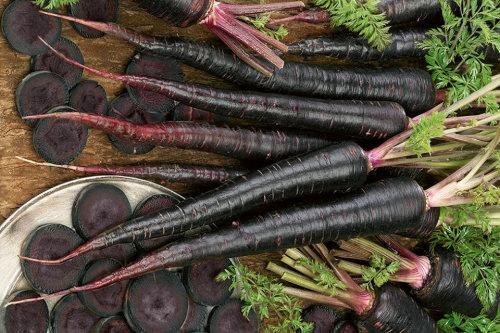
406, 112, 448, 156
419, 0, 500, 109
437, 312, 500, 333
360, 254, 401, 290
243, 14, 289, 41
33, 0, 78, 9
313, 0, 391, 51
216, 263, 313, 333
296, 257, 346, 295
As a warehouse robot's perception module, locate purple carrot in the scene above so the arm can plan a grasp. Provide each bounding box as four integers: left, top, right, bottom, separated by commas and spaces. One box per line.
16, 157, 247, 184
36, 37, 410, 138
24, 112, 331, 161
38, 12, 437, 114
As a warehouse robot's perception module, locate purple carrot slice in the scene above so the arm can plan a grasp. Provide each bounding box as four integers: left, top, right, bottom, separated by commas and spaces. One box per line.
180, 298, 209, 333
2, 0, 61, 55
106, 93, 165, 155
16, 71, 69, 126
3, 290, 49, 333
70, 80, 108, 115
124, 270, 189, 333
32, 37, 84, 89
78, 259, 128, 317
208, 298, 259, 333
87, 243, 137, 266
183, 258, 232, 306
20, 224, 86, 294
91, 316, 132, 333
72, 183, 132, 239
133, 194, 179, 252
126, 52, 183, 114
50, 294, 101, 333
69, 0, 119, 38
32, 106, 88, 165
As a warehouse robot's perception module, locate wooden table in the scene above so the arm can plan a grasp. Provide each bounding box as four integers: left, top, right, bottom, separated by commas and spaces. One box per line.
0, 0, 427, 328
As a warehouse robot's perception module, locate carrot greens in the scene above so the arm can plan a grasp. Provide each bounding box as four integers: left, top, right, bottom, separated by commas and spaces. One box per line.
216, 263, 313, 333
312, 0, 391, 51
420, 0, 500, 107
240, 14, 289, 41
33, 0, 78, 9
437, 312, 499, 333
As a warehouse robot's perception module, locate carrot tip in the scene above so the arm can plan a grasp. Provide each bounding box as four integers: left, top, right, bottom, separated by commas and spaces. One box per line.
18, 255, 64, 265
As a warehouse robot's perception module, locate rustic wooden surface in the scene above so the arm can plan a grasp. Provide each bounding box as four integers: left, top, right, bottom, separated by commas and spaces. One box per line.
0, 0, 427, 328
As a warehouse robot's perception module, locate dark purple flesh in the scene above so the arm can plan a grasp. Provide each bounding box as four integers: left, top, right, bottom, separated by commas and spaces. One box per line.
78, 259, 128, 317
208, 299, 259, 333
51, 294, 101, 333
183, 258, 232, 306
333, 321, 358, 333
124, 270, 189, 333
70, 80, 108, 115
91, 316, 132, 333
106, 93, 164, 155
87, 242, 138, 266
21, 224, 87, 294
31, 37, 84, 89
69, 0, 119, 38
2, 0, 61, 55
126, 52, 183, 113
302, 305, 341, 333
133, 194, 178, 252
15, 71, 69, 126
72, 183, 132, 239
3, 290, 49, 333
33, 106, 89, 165
180, 298, 209, 333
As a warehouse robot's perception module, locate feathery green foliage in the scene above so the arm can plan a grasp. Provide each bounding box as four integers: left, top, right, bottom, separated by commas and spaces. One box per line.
438, 312, 500, 333
217, 263, 313, 333
430, 207, 499, 310
312, 0, 391, 51
406, 112, 448, 156
360, 254, 401, 290
33, 0, 78, 9
244, 14, 289, 41
296, 257, 346, 295
419, 0, 500, 109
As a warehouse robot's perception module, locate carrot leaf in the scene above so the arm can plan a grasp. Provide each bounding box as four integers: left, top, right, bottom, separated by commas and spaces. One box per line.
33, 0, 79, 9
437, 312, 499, 333
296, 257, 346, 295
419, 0, 500, 109
241, 14, 289, 41
312, 0, 391, 51
406, 112, 448, 156
360, 254, 401, 291
217, 263, 313, 333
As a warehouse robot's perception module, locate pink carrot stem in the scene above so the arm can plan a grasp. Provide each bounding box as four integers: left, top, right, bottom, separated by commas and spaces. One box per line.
269, 9, 330, 25
217, 1, 305, 15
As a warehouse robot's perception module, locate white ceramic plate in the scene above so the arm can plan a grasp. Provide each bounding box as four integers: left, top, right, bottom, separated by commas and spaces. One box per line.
0, 176, 184, 317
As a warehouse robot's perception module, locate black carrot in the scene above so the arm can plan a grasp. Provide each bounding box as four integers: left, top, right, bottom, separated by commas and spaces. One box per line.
287, 29, 428, 60
34, 39, 411, 137
17, 157, 247, 184
38, 13, 437, 114
18, 77, 499, 267
24, 113, 332, 161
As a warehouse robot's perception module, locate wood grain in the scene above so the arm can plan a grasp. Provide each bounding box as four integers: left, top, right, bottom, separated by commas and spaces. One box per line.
0, 1, 428, 328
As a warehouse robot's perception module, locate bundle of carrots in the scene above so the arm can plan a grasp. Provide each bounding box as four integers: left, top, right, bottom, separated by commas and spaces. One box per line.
3, 0, 499, 332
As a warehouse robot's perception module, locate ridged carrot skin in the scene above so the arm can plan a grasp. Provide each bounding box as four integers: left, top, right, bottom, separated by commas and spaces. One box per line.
26, 112, 332, 161
35, 178, 427, 297
287, 29, 428, 60
38, 12, 436, 115
359, 284, 439, 333
414, 248, 487, 318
